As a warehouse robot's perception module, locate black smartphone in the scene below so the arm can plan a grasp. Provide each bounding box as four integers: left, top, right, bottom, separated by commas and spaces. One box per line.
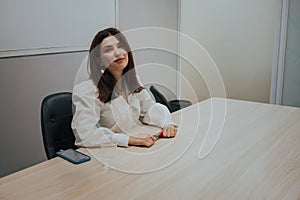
56, 149, 91, 164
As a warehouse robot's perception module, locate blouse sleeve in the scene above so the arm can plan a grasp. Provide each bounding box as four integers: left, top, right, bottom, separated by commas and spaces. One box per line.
139, 89, 175, 128
71, 80, 129, 147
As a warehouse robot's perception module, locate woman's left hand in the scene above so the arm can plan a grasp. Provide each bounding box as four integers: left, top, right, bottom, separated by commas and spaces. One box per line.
162, 125, 178, 138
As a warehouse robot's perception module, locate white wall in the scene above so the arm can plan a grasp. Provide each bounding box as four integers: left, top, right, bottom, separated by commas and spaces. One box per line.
181, 0, 277, 103
0, 0, 114, 54
118, 0, 179, 99
0, 52, 87, 177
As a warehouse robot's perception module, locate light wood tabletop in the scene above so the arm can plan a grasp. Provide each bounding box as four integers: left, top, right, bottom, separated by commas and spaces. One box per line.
1, 98, 300, 200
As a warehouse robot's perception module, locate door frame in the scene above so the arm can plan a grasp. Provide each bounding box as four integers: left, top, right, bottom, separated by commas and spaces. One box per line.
270, 0, 290, 104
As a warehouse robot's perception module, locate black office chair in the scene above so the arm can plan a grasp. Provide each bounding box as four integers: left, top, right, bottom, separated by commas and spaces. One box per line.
149, 85, 172, 111
41, 92, 77, 159
149, 85, 192, 113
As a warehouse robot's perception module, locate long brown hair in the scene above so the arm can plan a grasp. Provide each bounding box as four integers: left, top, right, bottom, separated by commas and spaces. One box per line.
89, 27, 143, 103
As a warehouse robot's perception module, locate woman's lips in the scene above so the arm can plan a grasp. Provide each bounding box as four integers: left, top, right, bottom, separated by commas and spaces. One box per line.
114, 58, 125, 63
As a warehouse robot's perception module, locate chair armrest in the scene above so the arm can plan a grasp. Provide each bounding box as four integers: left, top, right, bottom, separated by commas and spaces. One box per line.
169, 99, 192, 112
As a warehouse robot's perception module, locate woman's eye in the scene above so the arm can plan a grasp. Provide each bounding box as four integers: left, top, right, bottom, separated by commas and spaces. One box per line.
117, 43, 124, 49
103, 47, 113, 53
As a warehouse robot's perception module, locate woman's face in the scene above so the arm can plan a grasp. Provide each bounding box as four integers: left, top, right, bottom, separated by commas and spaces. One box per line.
100, 35, 129, 77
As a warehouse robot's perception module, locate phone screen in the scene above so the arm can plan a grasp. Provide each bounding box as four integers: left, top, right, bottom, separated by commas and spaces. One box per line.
57, 149, 90, 164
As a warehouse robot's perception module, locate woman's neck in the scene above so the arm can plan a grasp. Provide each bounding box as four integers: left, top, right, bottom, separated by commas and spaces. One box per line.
111, 70, 123, 81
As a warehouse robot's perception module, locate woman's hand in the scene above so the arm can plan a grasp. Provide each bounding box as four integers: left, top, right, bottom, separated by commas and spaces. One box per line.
162, 125, 178, 138
128, 135, 157, 147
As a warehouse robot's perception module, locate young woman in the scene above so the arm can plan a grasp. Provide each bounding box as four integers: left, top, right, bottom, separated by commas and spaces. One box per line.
72, 27, 177, 148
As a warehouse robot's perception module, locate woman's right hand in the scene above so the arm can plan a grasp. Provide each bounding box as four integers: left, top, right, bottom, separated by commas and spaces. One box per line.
128, 135, 157, 147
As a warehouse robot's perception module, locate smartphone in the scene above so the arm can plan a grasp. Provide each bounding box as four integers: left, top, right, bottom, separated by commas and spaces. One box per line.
56, 149, 91, 164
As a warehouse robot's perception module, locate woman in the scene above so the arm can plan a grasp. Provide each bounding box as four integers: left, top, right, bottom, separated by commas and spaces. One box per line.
72, 27, 177, 148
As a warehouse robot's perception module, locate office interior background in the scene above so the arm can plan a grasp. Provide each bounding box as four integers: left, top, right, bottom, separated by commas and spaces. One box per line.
0, 0, 299, 177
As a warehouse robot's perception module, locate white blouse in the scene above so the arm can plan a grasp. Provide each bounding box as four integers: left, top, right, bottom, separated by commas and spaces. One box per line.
71, 79, 174, 147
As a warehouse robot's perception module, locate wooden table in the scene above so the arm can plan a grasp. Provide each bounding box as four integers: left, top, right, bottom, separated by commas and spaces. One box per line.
1, 98, 300, 199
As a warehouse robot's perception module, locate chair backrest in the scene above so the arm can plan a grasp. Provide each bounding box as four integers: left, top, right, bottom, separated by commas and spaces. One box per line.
41, 92, 77, 159
149, 85, 172, 112
149, 85, 192, 113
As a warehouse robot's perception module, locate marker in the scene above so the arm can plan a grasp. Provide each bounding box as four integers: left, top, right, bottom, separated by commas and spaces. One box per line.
153, 131, 164, 138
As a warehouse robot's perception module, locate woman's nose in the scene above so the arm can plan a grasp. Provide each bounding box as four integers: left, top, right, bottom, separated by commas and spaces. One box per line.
114, 48, 122, 57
